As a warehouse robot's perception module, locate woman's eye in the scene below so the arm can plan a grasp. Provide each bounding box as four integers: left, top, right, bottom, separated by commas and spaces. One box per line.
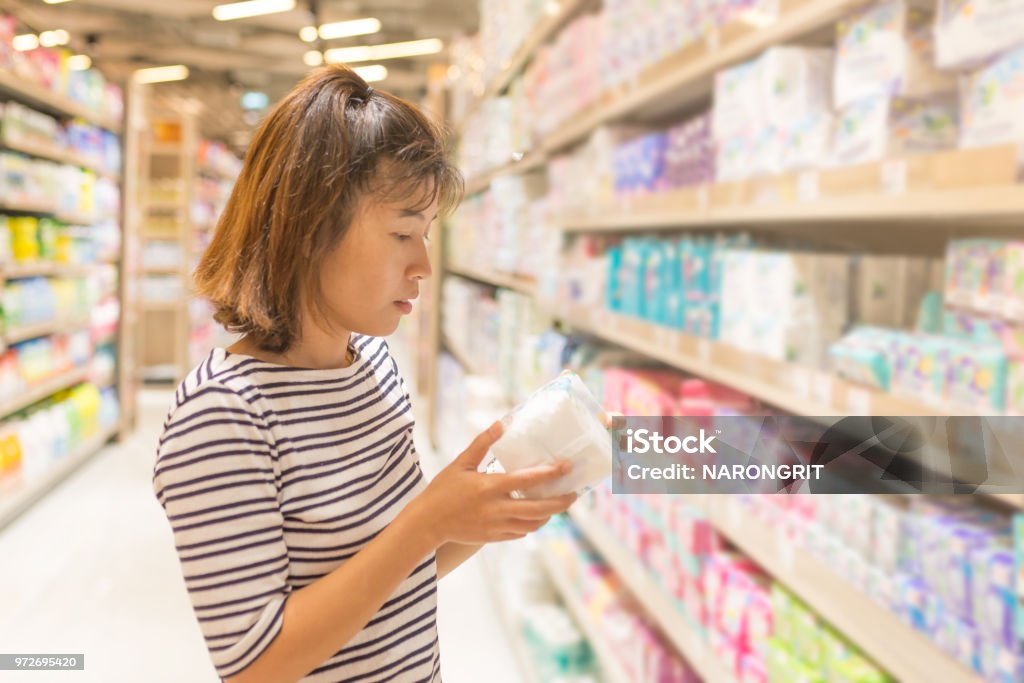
393, 234, 412, 242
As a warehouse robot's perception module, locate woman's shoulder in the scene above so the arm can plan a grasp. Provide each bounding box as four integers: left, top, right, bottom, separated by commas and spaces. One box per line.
162, 349, 268, 429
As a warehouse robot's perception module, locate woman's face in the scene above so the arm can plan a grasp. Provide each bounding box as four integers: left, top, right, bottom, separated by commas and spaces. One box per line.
317, 191, 437, 338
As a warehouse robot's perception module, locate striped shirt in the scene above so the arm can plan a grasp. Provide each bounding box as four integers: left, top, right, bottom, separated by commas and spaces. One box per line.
153, 334, 440, 682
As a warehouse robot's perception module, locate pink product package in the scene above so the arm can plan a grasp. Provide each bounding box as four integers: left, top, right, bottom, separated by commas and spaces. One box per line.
740, 652, 769, 683
678, 378, 755, 414
603, 367, 687, 415
657, 114, 716, 192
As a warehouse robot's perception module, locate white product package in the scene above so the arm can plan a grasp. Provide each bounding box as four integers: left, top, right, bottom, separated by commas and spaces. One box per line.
483, 373, 612, 499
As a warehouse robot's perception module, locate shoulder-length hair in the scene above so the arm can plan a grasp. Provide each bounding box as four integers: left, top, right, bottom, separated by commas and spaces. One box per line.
193, 65, 463, 353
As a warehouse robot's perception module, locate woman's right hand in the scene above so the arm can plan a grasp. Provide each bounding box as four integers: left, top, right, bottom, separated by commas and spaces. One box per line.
407, 421, 576, 547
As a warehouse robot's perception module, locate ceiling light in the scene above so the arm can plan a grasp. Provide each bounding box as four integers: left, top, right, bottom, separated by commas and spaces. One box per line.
43, 0, 73, 4
323, 38, 443, 64
67, 54, 92, 71
39, 30, 70, 47
133, 64, 190, 84
212, 0, 295, 22
303, 50, 324, 67
12, 34, 39, 51
353, 64, 387, 82
318, 18, 381, 40
299, 25, 318, 42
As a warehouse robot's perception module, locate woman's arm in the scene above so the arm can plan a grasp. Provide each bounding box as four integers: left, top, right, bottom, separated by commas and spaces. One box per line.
436, 542, 484, 579
227, 423, 575, 683
226, 505, 438, 683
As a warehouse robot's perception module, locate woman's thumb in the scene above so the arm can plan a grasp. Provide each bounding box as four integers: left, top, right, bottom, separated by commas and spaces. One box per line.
456, 420, 504, 469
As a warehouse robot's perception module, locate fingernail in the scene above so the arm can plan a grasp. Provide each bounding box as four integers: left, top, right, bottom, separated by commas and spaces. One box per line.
559, 461, 572, 474
488, 421, 502, 437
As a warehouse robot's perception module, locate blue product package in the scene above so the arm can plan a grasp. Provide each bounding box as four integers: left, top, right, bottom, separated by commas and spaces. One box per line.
684, 239, 712, 302
606, 244, 624, 312
618, 240, 639, 316
641, 239, 663, 322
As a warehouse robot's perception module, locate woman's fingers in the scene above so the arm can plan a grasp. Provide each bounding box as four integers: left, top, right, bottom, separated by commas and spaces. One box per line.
494, 461, 571, 494
499, 494, 577, 520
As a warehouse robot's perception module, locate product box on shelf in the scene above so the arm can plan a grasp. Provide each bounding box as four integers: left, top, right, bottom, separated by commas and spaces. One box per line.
854, 255, 938, 329
832, 95, 958, 167
934, 0, 1024, 68
834, 0, 955, 108
959, 45, 1024, 149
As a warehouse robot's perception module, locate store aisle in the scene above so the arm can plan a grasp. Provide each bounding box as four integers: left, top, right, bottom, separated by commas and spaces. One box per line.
0, 389, 522, 683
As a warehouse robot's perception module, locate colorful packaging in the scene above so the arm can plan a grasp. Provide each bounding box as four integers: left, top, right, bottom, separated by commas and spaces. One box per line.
834, 0, 955, 107
832, 95, 958, 166
959, 45, 1024, 148
935, 0, 1024, 68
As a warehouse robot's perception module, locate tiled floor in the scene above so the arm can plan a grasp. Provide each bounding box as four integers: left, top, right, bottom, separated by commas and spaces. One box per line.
0, 389, 523, 683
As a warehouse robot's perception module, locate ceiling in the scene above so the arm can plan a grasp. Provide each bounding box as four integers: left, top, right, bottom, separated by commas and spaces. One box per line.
4, 0, 477, 146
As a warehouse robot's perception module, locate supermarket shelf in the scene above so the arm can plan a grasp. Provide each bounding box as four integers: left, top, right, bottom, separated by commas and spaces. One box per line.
985, 493, 1024, 509
55, 211, 103, 226
0, 199, 59, 215
706, 496, 983, 683
465, 149, 546, 196
0, 69, 121, 132
142, 265, 184, 275
142, 300, 186, 311
568, 508, 735, 682
149, 142, 183, 156
557, 307, 948, 417
146, 200, 185, 212
461, 0, 595, 128
443, 263, 944, 417
0, 423, 118, 530
558, 152, 1024, 232
6, 318, 91, 346
3, 262, 92, 279
0, 201, 105, 225
538, 544, 633, 683
462, 0, 869, 191
1, 132, 120, 181
0, 365, 90, 420
440, 332, 487, 376
446, 262, 537, 295
478, 550, 542, 683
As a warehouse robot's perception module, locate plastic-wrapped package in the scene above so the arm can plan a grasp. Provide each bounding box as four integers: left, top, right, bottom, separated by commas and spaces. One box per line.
484, 373, 612, 498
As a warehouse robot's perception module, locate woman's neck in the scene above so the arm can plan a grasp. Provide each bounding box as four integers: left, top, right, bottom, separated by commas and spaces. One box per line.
229, 317, 353, 370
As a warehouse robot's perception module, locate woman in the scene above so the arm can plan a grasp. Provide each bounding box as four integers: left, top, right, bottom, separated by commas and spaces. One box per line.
153, 65, 577, 683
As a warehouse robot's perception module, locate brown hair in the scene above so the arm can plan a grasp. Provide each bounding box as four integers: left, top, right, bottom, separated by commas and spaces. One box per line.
194, 65, 463, 353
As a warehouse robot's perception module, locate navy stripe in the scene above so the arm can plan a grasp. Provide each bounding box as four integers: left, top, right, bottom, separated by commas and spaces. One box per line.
280, 438, 406, 491
218, 597, 288, 675
180, 532, 281, 562
154, 447, 275, 480
175, 524, 282, 552
161, 475, 277, 506
282, 442, 409, 515
277, 413, 411, 472
156, 466, 276, 499
185, 552, 289, 582
312, 616, 436, 675
167, 495, 277, 522
171, 505, 280, 533
283, 469, 419, 535
187, 560, 289, 593
194, 587, 284, 613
